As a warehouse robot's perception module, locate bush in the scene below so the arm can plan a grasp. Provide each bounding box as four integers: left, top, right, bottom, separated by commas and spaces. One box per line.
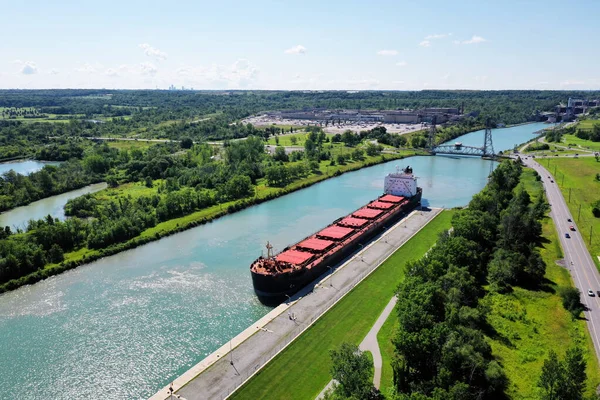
560, 287, 585, 318
592, 200, 600, 218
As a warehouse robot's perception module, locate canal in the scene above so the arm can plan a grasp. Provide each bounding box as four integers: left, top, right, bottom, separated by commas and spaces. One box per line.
0, 122, 549, 400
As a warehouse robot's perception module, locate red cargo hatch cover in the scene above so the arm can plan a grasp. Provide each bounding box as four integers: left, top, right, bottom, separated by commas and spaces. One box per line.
298, 237, 334, 251
380, 194, 404, 203
353, 208, 383, 219
368, 201, 395, 210
339, 217, 370, 228
276, 250, 313, 265
317, 226, 354, 240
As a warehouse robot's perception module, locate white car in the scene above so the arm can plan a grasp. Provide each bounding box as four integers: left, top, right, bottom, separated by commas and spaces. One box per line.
589, 290, 595, 297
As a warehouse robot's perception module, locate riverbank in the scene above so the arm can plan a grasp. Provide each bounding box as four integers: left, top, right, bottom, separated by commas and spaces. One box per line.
0, 151, 422, 294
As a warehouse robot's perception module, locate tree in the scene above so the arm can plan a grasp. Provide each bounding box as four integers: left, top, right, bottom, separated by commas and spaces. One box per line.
273, 146, 289, 162
538, 350, 564, 400
180, 137, 193, 149
290, 136, 298, 145
48, 243, 64, 263
329, 342, 375, 399
145, 176, 153, 188
564, 347, 586, 400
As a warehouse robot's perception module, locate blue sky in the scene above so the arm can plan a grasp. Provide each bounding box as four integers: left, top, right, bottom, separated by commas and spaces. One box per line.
1, 0, 598, 90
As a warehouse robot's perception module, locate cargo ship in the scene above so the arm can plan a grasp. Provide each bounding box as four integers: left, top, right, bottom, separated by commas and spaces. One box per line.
250, 166, 422, 300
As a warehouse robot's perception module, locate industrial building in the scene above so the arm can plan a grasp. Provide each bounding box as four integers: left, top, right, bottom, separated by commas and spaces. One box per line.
267, 106, 463, 125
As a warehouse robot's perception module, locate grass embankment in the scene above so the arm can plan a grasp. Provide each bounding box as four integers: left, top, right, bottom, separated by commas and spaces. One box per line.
229, 210, 455, 400
541, 157, 600, 265
0, 150, 420, 293
375, 169, 600, 398
485, 168, 600, 398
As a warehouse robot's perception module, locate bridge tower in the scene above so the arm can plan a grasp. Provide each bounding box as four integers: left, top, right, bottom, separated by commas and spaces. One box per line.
427, 115, 437, 151
482, 118, 495, 158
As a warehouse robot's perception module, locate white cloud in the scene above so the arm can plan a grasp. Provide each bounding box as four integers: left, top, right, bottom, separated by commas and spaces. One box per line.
474, 75, 488, 82
105, 68, 119, 77
560, 79, 585, 86
461, 35, 487, 45
139, 43, 168, 61
140, 62, 158, 76
392, 80, 405, 84
75, 63, 98, 74
396, 61, 408, 67
20, 61, 37, 75
377, 49, 398, 56
419, 40, 431, 47
49, 69, 59, 75
284, 45, 306, 55
442, 73, 450, 80
425, 33, 451, 40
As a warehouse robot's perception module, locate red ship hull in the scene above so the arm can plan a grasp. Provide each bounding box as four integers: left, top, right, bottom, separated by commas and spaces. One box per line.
250, 189, 422, 302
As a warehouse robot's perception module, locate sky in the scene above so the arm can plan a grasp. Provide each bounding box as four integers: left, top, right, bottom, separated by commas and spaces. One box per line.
1, 0, 599, 91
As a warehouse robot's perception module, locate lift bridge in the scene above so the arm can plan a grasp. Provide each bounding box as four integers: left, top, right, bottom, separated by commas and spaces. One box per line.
429, 117, 495, 158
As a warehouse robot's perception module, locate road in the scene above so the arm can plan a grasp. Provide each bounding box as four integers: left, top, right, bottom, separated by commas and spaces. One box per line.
520, 156, 600, 362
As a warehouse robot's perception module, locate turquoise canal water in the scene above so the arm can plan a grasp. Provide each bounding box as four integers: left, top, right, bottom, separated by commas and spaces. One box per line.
0, 182, 108, 230
0, 122, 549, 399
0, 159, 61, 175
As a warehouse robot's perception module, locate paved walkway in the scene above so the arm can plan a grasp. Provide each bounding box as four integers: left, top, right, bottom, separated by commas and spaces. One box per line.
150, 207, 442, 400
359, 296, 398, 389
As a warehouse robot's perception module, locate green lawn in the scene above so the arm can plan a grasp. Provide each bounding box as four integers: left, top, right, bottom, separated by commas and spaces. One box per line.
541, 157, 600, 266
230, 210, 455, 400
266, 132, 315, 147
562, 134, 600, 152
104, 140, 154, 150
485, 169, 600, 399
576, 119, 600, 132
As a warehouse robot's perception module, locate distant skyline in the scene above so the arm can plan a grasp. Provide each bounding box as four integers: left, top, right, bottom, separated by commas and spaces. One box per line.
1, 0, 599, 91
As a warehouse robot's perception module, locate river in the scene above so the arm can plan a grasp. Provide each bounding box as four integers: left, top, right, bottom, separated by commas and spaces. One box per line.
0, 159, 61, 176
0, 183, 108, 230
0, 122, 549, 400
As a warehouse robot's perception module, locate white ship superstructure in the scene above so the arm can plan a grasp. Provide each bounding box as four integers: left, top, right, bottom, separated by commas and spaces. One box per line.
383, 166, 418, 197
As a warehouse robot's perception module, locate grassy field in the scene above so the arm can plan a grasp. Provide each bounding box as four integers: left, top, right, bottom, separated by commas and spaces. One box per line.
104, 140, 154, 150
562, 134, 600, 152
541, 157, 600, 265
576, 119, 600, 132
230, 211, 455, 400
485, 168, 600, 398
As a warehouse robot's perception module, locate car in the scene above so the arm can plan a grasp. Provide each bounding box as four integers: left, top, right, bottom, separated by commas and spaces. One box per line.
597, 290, 600, 297
589, 290, 595, 297
570, 226, 576, 231
568, 218, 572, 222
565, 233, 570, 238
550, 180, 554, 183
